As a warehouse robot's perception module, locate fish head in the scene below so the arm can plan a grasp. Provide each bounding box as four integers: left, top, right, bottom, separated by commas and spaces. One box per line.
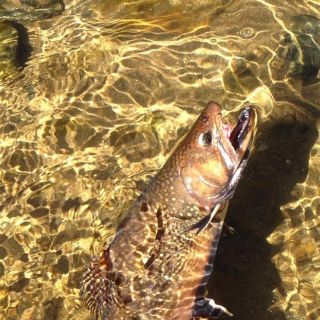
178, 101, 257, 209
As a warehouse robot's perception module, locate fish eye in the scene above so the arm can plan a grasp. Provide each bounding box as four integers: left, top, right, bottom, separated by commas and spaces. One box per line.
199, 131, 212, 146
201, 113, 209, 123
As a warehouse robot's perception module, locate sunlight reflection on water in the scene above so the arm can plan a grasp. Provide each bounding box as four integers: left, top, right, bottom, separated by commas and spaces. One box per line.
0, 0, 319, 319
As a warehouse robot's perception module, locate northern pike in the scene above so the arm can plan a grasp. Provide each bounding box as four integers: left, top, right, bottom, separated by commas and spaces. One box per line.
81, 102, 257, 319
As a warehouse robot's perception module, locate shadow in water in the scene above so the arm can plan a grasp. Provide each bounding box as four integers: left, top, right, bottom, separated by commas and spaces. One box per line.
208, 112, 318, 320
8, 21, 33, 68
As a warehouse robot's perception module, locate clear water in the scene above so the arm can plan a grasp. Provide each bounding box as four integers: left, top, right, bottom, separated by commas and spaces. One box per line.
0, 0, 319, 319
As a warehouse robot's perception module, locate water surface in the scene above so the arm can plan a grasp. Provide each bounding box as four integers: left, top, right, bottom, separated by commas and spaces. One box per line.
0, 0, 319, 319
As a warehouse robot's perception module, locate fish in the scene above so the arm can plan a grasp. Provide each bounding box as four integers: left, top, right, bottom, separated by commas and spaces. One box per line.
80, 101, 257, 320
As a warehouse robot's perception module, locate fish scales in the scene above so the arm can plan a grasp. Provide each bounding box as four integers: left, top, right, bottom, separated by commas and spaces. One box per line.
81, 102, 257, 320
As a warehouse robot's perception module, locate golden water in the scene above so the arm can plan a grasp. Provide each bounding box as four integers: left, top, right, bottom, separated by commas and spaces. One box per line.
0, 0, 319, 319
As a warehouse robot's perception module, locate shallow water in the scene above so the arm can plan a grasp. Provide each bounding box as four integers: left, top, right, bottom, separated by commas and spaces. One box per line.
0, 0, 319, 319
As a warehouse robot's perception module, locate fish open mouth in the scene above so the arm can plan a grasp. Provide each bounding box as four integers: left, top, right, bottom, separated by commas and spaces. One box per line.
221, 105, 257, 198
229, 107, 254, 150
222, 106, 257, 164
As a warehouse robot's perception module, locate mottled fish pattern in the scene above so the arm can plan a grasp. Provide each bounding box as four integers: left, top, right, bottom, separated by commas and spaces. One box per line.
81, 102, 257, 320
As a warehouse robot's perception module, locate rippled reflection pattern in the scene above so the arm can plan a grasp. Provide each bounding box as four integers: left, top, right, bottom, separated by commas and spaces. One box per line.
0, 0, 319, 319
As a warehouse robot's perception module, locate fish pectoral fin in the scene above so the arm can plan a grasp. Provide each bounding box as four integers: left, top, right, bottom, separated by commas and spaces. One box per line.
193, 298, 233, 318
187, 214, 211, 233
187, 204, 222, 234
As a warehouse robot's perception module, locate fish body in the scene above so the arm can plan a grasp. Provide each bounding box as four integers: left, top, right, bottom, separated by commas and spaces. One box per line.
81, 102, 257, 319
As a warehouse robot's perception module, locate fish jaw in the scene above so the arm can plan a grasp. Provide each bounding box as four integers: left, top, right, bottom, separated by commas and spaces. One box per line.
178, 102, 257, 209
